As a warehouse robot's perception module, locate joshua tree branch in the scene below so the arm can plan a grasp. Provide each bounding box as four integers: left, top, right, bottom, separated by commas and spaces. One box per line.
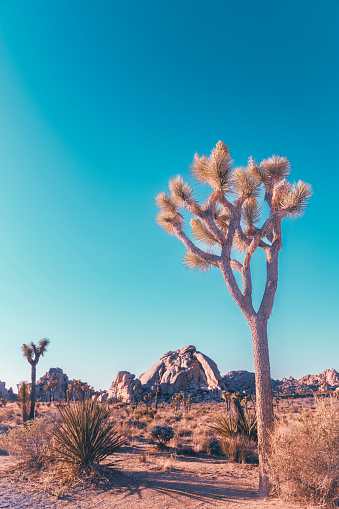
220, 256, 255, 317
203, 209, 227, 246
230, 260, 243, 272
172, 224, 220, 266
258, 238, 282, 321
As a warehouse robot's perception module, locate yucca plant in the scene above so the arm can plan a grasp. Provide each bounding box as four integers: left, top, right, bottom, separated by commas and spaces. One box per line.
49, 400, 125, 476
209, 411, 257, 441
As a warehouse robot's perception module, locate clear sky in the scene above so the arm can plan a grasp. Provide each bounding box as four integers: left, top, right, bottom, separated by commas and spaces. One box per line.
0, 0, 338, 392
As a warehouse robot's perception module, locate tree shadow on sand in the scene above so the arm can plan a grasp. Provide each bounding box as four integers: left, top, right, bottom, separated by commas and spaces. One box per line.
98, 468, 258, 506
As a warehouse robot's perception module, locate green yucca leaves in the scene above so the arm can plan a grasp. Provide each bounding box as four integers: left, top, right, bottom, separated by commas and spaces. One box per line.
49, 400, 125, 473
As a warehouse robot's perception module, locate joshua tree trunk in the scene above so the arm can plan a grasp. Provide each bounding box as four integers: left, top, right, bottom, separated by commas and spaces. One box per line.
250, 318, 274, 494
29, 362, 37, 420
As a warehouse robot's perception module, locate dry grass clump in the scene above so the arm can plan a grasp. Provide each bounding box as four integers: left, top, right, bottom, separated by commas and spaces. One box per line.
268, 399, 339, 507
0, 416, 54, 470
221, 436, 257, 464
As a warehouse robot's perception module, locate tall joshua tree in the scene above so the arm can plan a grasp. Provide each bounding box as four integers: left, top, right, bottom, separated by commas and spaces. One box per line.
155, 141, 312, 495
22, 338, 50, 420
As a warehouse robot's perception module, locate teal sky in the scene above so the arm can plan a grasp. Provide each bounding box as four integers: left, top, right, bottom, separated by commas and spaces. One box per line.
0, 1, 338, 391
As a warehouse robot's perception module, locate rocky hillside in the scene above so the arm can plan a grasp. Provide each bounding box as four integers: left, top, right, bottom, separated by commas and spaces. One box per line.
223, 368, 339, 395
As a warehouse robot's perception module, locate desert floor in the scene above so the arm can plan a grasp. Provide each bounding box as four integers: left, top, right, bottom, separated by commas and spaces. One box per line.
0, 444, 310, 509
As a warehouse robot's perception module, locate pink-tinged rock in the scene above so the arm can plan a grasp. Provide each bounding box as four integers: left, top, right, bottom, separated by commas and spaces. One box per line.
138, 359, 165, 386
194, 352, 223, 388
115, 371, 133, 384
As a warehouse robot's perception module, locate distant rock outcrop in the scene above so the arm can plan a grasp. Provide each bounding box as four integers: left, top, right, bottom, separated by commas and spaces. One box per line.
0, 381, 8, 399
35, 368, 69, 402
223, 370, 256, 394
223, 368, 339, 395
35, 368, 94, 402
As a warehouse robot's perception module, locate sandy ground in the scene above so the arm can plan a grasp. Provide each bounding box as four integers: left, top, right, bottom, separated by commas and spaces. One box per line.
0, 447, 309, 509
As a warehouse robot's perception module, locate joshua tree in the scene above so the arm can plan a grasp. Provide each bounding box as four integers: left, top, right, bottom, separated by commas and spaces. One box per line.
22, 338, 50, 420
155, 141, 312, 495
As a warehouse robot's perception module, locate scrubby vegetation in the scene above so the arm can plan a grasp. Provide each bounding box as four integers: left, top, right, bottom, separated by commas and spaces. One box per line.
269, 399, 339, 507
1, 392, 339, 506
0, 415, 53, 469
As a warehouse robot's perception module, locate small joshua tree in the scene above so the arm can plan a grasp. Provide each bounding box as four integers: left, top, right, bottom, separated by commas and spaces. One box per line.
18, 381, 30, 423
22, 339, 49, 420
155, 141, 312, 494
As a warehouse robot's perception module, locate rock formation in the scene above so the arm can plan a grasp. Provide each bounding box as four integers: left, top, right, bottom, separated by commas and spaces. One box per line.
139, 345, 226, 397
0, 381, 8, 399
106, 371, 142, 403
35, 368, 94, 402
223, 370, 256, 394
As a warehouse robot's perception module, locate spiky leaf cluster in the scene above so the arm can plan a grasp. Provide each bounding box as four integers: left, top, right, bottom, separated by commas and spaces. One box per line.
156, 213, 177, 236
233, 167, 261, 200
183, 252, 213, 273
258, 156, 291, 184
190, 141, 233, 192
242, 200, 261, 235
168, 175, 194, 208
281, 180, 313, 218
190, 218, 218, 248
155, 191, 183, 235
155, 192, 179, 216
271, 179, 291, 210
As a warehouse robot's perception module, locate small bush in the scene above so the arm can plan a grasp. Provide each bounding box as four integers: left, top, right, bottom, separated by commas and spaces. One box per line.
0, 416, 53, 470
268, 400, 339, 507
150, 425, 174, 447
49, 400, 125, 476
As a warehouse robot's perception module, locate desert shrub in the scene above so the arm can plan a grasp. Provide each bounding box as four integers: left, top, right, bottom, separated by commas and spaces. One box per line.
49, 400, 125, 476
268, 400, 339, 507
0, 416, 53, 470
150, 425, 174, 447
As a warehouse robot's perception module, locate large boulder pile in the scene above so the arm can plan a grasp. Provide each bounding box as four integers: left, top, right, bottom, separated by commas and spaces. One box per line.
35, 368, 69, 402
106, 371, 142, 403
139, 345, 226, 397
35, 368, 94, 402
